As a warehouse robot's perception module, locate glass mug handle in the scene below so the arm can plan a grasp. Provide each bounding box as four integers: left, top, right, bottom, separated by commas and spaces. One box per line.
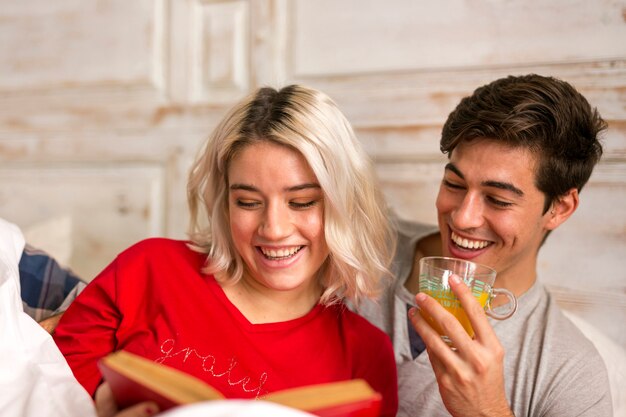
485, 288, 518, 320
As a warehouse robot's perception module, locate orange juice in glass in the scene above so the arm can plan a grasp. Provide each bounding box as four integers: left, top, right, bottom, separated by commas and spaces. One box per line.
418, 256, 517, 345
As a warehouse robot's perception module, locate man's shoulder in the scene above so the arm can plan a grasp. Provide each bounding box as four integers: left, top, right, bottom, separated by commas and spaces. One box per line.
542, 291, 601, 355
391, 217, 439, 271
511, 288, 600, 358
519, 289, 609, 377
496, 287, 614, 416
539, 305, 613, 413
393, 218, 439, 242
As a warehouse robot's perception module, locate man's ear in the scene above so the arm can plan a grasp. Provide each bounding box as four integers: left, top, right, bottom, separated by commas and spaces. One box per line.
545, 188, 579, 231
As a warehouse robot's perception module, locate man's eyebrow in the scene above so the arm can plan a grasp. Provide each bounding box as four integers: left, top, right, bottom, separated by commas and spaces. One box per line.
444, 163, 464, 179
444, 163, 524, 196
229, 183, 321, 192
482, 180, 524, 196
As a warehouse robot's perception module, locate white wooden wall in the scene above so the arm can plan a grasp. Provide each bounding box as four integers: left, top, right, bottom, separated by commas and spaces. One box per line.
1, 1, 625, 350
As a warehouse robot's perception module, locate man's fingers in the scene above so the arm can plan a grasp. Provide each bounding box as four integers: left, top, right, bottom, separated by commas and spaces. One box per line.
414, 285, 474, 348
409, 295, 464, 362
408, 303, 443, 347
448, 274, 498, 346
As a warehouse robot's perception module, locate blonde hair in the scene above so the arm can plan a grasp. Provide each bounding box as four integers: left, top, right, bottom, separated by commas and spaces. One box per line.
187, 85, 395, 305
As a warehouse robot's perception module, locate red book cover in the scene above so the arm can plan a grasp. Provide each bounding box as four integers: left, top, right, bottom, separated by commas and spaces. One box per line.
99, 362, 183, 411
98, 350, 224, 411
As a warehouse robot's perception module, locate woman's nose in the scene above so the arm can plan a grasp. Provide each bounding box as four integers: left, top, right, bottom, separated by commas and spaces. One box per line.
258, 204, 292, 240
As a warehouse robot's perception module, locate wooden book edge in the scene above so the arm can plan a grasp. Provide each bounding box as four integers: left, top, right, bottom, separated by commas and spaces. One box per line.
264, 379, 381, 412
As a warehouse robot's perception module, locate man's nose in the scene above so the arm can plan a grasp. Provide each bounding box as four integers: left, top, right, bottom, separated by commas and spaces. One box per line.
451, 193, 484, 230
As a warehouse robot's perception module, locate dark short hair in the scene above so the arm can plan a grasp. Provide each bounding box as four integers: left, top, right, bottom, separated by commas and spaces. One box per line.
441, 74, 607, 212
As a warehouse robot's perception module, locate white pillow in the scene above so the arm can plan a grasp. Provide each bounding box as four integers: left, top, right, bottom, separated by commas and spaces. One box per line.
160, 400, 315, 417
22, 216, 73, 266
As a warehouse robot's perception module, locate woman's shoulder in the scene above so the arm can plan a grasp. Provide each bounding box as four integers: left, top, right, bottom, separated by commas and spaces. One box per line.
116, 238, 204, 265
90, 238, 209, 290
123, 237, 188, 252
120, 237, 191, 256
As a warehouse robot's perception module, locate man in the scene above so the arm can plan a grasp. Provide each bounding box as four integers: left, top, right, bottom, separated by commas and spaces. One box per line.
359, 74, 613, 416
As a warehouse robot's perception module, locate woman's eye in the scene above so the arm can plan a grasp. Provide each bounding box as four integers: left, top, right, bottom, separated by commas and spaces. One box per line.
236, 200, 259, 208
290, 200, 317, 209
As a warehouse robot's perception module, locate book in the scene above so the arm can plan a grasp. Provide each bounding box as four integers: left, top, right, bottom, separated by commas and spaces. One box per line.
98, 350, 382, 417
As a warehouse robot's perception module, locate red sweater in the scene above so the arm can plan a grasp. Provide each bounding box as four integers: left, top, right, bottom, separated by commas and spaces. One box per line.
54, 238, 398, 416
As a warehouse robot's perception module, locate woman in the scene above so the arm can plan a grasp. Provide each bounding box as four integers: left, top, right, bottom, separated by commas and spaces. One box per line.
54, 85, 398, 416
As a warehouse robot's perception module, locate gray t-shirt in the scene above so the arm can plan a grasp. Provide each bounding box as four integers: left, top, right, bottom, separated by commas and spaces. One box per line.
358, 220, 613, 417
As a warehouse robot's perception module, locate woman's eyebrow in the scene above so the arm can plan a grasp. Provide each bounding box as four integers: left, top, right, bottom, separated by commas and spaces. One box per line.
287, 183, 321, 192
229, 183, 321, 192
230, 183, 258, 192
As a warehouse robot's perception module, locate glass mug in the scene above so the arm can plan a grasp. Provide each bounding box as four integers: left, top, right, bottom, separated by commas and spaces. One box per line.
418, 256, 517, 345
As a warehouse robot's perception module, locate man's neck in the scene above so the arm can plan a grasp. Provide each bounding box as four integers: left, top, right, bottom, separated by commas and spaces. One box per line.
492, 261, 538, 302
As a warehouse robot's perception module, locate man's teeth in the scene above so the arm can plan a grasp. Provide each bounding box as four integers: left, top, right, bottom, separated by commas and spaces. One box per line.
451, 232, 489, 249
261, 246, 302, 259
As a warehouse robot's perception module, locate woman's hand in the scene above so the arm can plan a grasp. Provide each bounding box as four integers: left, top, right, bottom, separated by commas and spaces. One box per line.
95, 382, 159, 417
38, 313, 64, 334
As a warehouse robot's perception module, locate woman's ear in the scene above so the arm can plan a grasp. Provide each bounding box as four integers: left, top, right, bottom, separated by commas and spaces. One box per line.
545, 188, 579, 231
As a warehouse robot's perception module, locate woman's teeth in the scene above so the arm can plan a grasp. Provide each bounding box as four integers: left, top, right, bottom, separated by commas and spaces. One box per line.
261, 246, 303, 260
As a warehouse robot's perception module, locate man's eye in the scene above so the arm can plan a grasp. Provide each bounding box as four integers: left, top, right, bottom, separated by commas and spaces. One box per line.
290, 200, 317, 209
443, 179, 465, 190
488, 197, 513, 208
